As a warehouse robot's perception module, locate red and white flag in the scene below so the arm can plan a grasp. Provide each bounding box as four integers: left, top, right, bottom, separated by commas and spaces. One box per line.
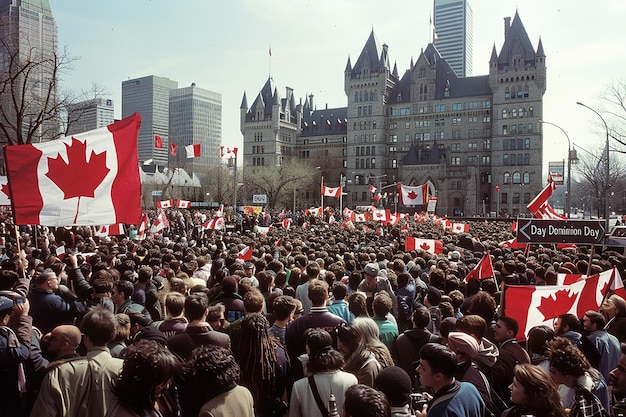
0, 176, 11, 206
4, 113, 142, 226
343, 207, 355, 219
384, 212, 400, 226
169, 143, 177, 156
150, 210, 169, 233
95, 223, 126, 237
369, 184, 377, 194
340, 219, 355, 230
405, 236, 443, 254
451, 222, 470, 234
321, 184, 341, 198
220, 146, 239, 158
499, 237, 527, 249
397, 183, 428, 206
137, 213, 149, 240
354, 212, 369, 223
282, 218, 292, 229
527, 179, 560, 217
202, 216, 224, 230
176, 199, 191, 209
464, 251, 495, 283
154, 135, 163, 148
305, 207, 322, 216
156, 199, 173, 209
504, 267, 626, 339
185, 144, 201, 158
275, 237, 284, 247
371, 208, 390, 222
237, 245, 253, 261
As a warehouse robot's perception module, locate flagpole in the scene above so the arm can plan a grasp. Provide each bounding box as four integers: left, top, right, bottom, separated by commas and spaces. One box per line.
339, 174, 343, 216
321, 175, 324, 218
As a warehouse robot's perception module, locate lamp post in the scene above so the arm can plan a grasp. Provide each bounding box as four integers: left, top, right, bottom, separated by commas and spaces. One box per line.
539, 120, 578, 218
495, 185, 500, 216
576, 102, 610, 232
475, 155, 480, 216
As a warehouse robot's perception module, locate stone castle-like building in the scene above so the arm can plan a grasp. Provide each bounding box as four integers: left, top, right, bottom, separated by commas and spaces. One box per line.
240, 11, 546, 216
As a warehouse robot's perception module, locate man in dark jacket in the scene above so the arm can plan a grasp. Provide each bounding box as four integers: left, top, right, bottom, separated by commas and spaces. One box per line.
28, 269, 82, 334
167, 293, 230, 360
391, 305, 442, 389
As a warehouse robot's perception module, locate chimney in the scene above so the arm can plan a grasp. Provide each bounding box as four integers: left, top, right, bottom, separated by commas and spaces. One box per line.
504, 17, 511, 39
309, 94, 314, 110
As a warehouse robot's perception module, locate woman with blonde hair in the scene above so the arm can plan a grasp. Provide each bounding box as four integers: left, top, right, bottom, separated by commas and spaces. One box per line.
503, 363, 566, 417
351, 317, 394, 368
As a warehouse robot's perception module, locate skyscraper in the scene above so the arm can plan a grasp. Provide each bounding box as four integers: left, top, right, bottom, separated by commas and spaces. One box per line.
66, 98, 115, 136
169, 83, 222, 171
122, 75, 178, 166
0, 0, 59, 147
433, 0, 473, 77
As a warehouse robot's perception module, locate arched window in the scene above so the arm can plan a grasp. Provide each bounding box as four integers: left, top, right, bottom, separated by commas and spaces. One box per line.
513, 172, 521, 184
354, 93, 358, 102
512, 108, 517, 118
504, 172, 511, 184
502, 109, 508, 119
359, 91, 363, 101
503, 154, 509, 165
519, 107, 524, 118
528, 106, 534, 117
523, 172, 530, 184
364, 90, 369, 101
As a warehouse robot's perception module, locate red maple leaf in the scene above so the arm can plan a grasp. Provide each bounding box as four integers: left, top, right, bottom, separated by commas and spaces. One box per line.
537, 289, 577, 321
46, 137, 110, 223
419, 242, 431, 251
0, 182, 9, 198
407, 191, 418, 199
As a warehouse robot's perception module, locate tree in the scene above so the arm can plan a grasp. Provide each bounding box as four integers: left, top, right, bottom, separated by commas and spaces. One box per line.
601, 80, 626, 152
205, 165, 233, 205
574, 148, 626, 216
242, 160, 316, 209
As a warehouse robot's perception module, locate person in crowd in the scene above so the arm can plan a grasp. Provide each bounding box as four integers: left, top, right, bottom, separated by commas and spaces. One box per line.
235, 313, 288, 417
348, 291, 369, 318
108, 313, 130, 358
547, 337, 610, 414
31, 306, 124, 417
392, 305, 442, 389
358, 262, 396, 317
289, 328, 358, 417
167, 293, 230, 360
414, 343, 485, 417
41, 324, 81, 362
371, 291, 399, 349
395, 272, 416, 333
132, 265, 163, 321
352, 316, 394, 368
111, 280, 152, 324
600, 294, 626, 342
179, 345, 254, 417
553, 313, 583, 346
109, 340, 180, 417
209, 275, 245, 323
491, 316, 530, 403
28, 268, 82, 334
327, 282, 353, 323
502, 363, 566, 417
582, 310, 621, 383
608, 342, 626, 417
269, 295, 296, 345
454, 315, 499, 378
343, 384, 391, 417
336, 321, 381, 386
153, 292, 188, 339
295, 262, 321, 314
227, 289, 265, 354
0, 295, 32, 417
373, 366, 413, 417
206, 303, 227, 332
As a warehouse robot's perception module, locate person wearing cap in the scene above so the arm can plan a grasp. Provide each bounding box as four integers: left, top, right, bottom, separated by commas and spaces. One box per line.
242, 261, 259, 288
0, 295, 32, 417
357, 262, 396, 317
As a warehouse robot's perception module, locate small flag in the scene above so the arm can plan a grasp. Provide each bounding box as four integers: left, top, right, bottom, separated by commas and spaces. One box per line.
176, 200, 191, 209
156, 199, 173, 209
238, 245, 253, 261
154, 135, 163, 148
464, 251, 495, 283
185, 144, 201, 158
170, 143, 178, 156
405, 237, 443, 254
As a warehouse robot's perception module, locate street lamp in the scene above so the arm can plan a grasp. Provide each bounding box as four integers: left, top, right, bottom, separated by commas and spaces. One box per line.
539, 120, 578, 218
576, 102, 610, 232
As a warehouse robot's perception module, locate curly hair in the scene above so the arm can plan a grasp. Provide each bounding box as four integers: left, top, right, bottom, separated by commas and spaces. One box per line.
112, 340, 179, 413
546, 337, 590, 378
512, 363, 566, 417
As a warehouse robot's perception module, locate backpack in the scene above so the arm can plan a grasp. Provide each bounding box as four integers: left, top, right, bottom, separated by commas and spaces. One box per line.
397, 294, 413, 322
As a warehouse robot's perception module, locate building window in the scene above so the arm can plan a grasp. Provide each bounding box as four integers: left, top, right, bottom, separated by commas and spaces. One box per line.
502, 109, 508, 119
517, 154, 524, 165
513, 172, 521, 184
524, 172, 530, 184
513, 193, 520, 204
502, 125, 508, 135
483, 139, 491, 150
528, 106, 534, 117
451, 157, 461, 165
502, 192, 508, 203
503, 154, 509, 165
451, 143, 461, 152
524, 153, 530, 165
519, 107, 525, 118
482, 155, 490, 164
504, 172, 510, 184
468, 142, 477, 151
483, 116, 491, 123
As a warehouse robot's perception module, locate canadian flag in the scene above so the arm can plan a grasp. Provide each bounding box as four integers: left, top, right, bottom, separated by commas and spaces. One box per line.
343, 207, 355, 219
275, 237, 284, 247
202, 216, 224, 230
185, 144, 201, 158
328, 214, 336, 224
305, 207, 322, 216
169, 143, 177, 156
137, 213, 149, 240
154, 135, 163, 148
150, 210, 169, 233
0, 176, 11, 206
282, 218, 292, 229
321, 184, 341, 198
405, 236, 443, 254
536, 203, 567, 220
499, 237, 527, 249
354, 212, 368, 222
157, 199, 173, 209
511, 221, 518, 232
369, 184, 377, 194
504, 267, 626, 339
220, 146, 239, 158
95, 223, 126, 237
397, 183, 428, 206
464, 251, 495, 283
527, 179, 558, 216
176, 199, 191, 209
371, 208, 390, 222
384, 212, 400, 226
341, 219, 355, 230
237, 245, 253, 261
4, 113, 142, 226
451, 222, 470, 233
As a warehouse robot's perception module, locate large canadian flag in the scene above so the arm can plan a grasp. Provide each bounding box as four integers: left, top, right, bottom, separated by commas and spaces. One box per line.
397, 183, 428, 206
321, 184, 341, 198
504, 267, 626, 339
4, 113, 142, 226
405, 236, 443, 254
464, 251, 495, 283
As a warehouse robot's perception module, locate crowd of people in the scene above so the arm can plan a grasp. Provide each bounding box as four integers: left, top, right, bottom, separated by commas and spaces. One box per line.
1, 206, 626, 417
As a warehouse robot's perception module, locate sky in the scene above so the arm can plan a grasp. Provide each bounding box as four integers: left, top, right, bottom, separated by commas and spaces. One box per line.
48, 0, 626, 176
